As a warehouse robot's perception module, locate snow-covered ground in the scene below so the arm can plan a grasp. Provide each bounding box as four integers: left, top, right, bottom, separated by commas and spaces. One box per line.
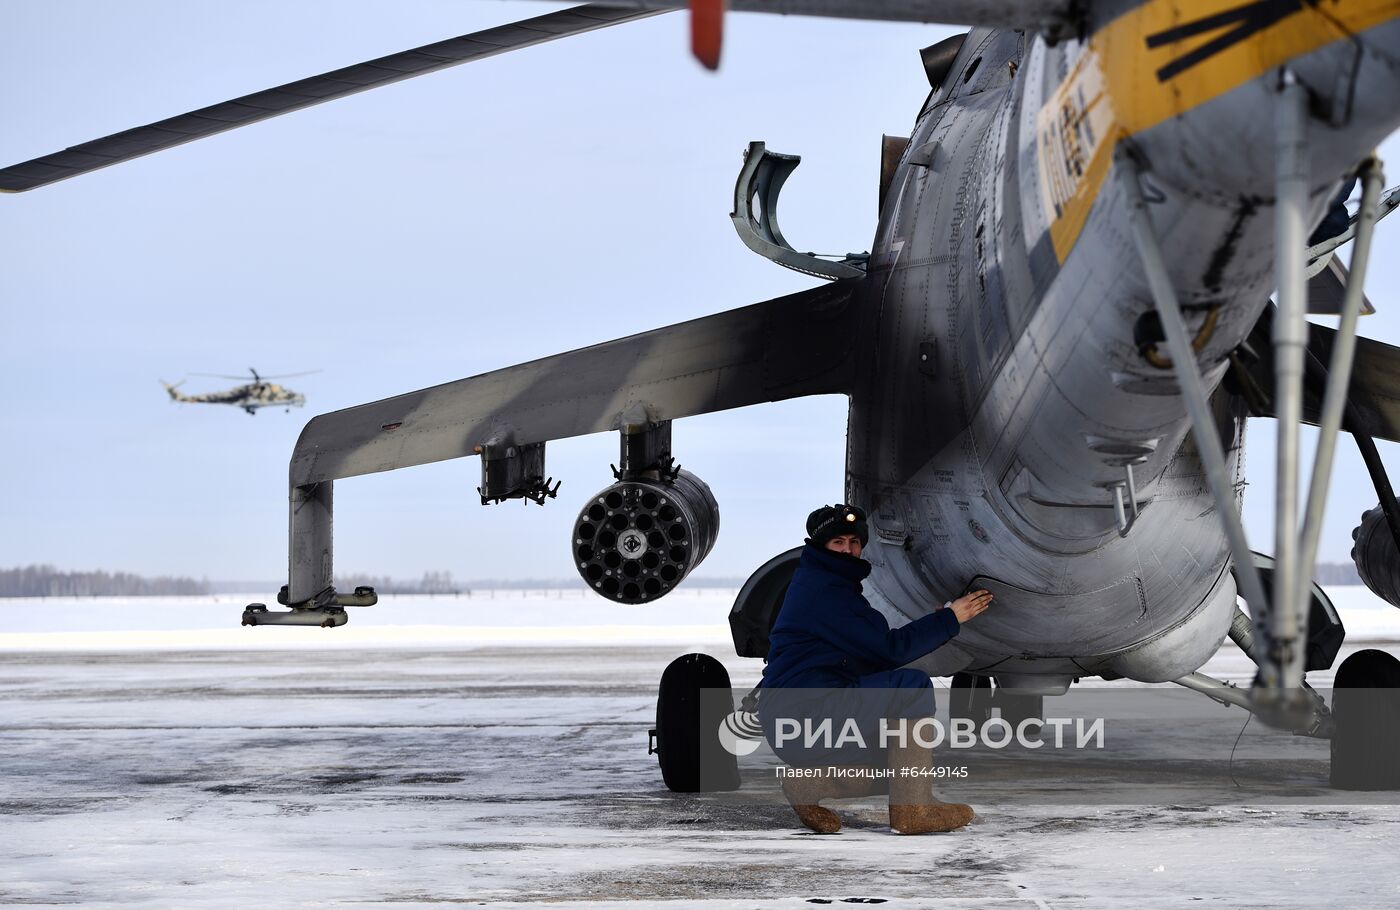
0, 587, 740, 650
2, 589, 1399, 907
2, 584, 1398, 651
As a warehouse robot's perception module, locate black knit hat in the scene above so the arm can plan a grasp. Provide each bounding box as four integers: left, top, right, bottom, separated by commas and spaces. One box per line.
806, 504, 869, 547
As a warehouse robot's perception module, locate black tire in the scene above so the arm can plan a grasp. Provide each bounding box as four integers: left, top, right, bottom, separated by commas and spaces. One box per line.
654, 653, 741, 793
949, 673, 992, 724
1330, 648, 1400, 790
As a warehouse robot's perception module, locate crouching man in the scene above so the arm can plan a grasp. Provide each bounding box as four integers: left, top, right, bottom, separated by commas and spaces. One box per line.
758, 504, 992, 834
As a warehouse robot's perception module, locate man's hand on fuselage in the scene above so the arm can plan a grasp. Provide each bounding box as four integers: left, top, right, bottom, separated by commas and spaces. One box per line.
949, 590, 993, 624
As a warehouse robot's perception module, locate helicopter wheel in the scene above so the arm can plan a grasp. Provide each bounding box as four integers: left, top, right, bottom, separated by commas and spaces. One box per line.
650, 653, 740, 793
1330, 649, 1400, 790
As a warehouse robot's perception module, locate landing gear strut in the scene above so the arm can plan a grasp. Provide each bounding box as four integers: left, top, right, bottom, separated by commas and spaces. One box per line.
949, 673, 991, 723
949, 673, 1043, 732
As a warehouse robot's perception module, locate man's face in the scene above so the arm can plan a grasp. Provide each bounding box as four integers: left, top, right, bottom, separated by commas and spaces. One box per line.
824, 533, 863, 559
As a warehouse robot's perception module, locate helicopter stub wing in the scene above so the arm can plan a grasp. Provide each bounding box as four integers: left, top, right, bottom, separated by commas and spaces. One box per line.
1305, 256, 1377, 317
289, 279, 860, 487
0, 4, 666, 193
1238, 304, 1400, 443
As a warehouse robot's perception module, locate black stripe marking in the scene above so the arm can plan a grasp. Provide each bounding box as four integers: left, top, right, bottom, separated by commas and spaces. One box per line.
1146, 0, 1317, 82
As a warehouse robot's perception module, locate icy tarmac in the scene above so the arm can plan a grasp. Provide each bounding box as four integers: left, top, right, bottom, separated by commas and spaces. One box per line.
3, 590, 1400, 908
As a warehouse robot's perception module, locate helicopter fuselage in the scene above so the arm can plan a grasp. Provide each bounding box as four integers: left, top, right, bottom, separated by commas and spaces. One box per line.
168, 381, 306, 413
847, 9, 1400, 687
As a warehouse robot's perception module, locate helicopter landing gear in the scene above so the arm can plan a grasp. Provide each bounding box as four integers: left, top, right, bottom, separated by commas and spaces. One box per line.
648, 653, 741, 793
949, 672, 991, 723
949, 673, 1043, 733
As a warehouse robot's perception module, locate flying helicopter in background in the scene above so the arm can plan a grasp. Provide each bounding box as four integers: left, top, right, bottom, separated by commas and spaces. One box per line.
8, 0, 1400, 793
160, 369, 315, 415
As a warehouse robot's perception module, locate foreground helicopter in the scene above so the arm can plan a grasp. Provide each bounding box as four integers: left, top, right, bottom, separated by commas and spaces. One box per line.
161, 369, 314, 415
8, 1, 1400, 789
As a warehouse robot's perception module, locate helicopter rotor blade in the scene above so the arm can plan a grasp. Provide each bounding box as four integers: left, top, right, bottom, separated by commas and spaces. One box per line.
0, 4, 668, 193
508, 1, 1074, 30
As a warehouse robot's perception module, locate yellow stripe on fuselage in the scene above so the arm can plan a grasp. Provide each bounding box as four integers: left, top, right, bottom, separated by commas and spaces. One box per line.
1038, 0, 1400, 263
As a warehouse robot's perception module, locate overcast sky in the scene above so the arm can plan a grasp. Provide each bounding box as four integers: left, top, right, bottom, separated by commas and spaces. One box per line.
2, 1, 1398, 587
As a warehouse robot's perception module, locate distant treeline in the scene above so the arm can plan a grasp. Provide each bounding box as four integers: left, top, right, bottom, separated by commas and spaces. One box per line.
18, 563, 1363, 597
446, 576, 747, 591
330, 571, 748, 594
334, 571, 463, 595
1315, 561, 1364, 586
0, 565, 211, 597
209, 574, 748, 594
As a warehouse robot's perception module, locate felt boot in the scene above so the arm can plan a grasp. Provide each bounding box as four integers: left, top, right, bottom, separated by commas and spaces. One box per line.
886, 740, 974, 834
780, 766, 888, 833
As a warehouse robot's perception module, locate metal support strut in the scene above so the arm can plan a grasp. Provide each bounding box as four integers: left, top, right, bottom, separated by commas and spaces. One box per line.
241, 479, 379, 627
1171, 672, 1331, 738
1123, 68, 1385, 729
1115, 145, 1273, 672
1269, 71, 1309, 705
1294, 155, 1386, 640
1110, 461, 1141, 536
1263, 76, 1385, 725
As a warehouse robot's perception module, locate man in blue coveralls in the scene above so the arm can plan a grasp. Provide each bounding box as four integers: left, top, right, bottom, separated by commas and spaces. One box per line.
759, 504, 993, 834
